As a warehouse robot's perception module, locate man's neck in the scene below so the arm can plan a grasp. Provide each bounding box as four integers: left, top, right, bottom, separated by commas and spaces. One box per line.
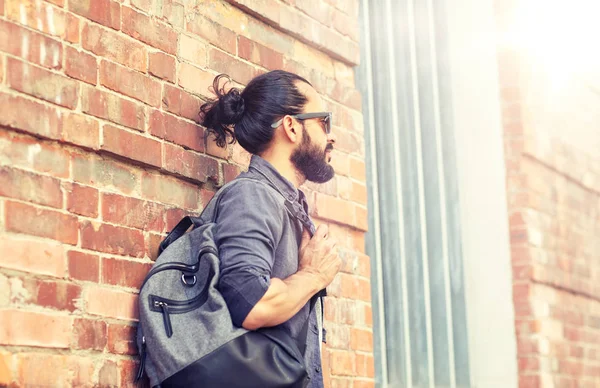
259, 153, 306, 189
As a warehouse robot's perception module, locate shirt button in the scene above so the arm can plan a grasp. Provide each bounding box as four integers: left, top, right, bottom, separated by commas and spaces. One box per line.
314, 324, 318, 330
315, 367, 321, 373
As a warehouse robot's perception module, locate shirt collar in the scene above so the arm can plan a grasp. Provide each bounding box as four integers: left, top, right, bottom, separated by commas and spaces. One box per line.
248, 155, 299, 202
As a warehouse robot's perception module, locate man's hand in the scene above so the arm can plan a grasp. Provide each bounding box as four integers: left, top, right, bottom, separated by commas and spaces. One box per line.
298, 224, 342, 289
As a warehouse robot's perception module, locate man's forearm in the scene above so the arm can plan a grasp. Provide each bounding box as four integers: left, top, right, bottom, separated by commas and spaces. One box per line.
241, 270, 322, 330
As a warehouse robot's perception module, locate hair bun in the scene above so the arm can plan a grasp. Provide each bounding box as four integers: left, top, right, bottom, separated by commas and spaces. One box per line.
219, 88, 245, 125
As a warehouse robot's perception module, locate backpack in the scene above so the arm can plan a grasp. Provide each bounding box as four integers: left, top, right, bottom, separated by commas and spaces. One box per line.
135, 177, 322, 388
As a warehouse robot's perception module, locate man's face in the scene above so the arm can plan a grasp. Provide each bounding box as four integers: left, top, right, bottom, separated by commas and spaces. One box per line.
290, 83, 335, 183
291, 125, 335, 183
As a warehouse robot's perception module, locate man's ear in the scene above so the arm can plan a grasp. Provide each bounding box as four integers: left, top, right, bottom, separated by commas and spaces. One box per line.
282, 115, 299, 144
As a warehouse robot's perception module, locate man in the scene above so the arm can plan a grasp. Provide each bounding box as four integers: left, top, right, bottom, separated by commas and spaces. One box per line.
200, 70, 342, 387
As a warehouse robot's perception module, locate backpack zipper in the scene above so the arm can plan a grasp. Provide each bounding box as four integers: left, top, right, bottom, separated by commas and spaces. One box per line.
135, 336, 146, 382
148, 269, 212, 337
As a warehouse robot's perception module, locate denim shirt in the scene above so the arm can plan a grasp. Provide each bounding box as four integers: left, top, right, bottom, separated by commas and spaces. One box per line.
213, 155, 324, 388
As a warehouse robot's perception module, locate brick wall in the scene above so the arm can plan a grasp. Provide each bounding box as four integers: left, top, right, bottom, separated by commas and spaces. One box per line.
0, 0, 372, 387
496, 1, 600, 387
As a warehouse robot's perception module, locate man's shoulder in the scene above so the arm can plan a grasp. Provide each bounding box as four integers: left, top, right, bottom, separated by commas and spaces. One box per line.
219, 174, 286, 211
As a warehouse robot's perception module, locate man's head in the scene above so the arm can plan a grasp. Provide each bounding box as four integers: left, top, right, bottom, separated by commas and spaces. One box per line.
200, 70, 336, 183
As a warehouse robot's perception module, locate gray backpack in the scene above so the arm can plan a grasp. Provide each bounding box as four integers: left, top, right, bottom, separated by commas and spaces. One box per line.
135, 177, 321, 388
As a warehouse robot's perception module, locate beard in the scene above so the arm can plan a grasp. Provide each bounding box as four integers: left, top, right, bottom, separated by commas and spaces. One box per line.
290, 126, 335, 183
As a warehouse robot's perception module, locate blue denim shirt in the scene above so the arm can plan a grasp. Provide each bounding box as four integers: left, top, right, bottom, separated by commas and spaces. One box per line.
214, 155, 324, 388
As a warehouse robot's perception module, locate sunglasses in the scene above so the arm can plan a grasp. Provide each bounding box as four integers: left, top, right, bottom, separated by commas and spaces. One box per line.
271, 112, 333, 134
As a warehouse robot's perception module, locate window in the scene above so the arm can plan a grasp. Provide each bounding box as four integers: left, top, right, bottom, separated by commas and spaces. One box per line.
356, 0, 471, 386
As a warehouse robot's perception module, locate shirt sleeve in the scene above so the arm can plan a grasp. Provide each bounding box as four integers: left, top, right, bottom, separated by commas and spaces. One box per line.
214, 180, 285, 327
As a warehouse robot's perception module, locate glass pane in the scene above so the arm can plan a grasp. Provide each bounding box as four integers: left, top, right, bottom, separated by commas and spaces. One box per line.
413, 0, 453, 385
368, 0, 408, 385
433, 0, 471, 383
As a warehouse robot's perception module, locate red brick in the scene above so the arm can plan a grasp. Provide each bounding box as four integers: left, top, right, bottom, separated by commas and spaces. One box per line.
328, 150, 350, 177
72, 152, 141, 195
178, 62, 216, 98
7, 58, 78, 108
70, 356, 97, 387
85, 286, 138, 320
141, 172, 201, 209
0, 131, 70, 177
331, 8, 359, 42
178, 34, 207, 67
122, 6, 178, 54
102, 257, 151, 288
72, 318, 107, 351
0, 19, 62, 69
119, 358, 143, 388
149, 110, 204, 152
355, 353, 371, 377
315, 193, 354, 226
245, 17, 295, 54
17, 353, 70, 387
355, 205, 368, 231
108, 323, 137, 355
62, 113, 100, 150
102, 193, 166, 232
519, 375, 540, 387
187, 14, 236, 55
161, 0, 185, 29
100, 60, 162, 107
349, 181, 367, 205
81, 86, 147, 131
71, 0, 120, 30
295, 0, 333, 26
164, 143, 219, 184
350, 328, 373, 352
6, 201, 78, 245
340, 88, 362, 111
353, 381, 375, 388
101, 124, 162, 168
6, 0, 66, 37
149, 52, 176, 83
223, 164, 241, 184
99, 360, 118, 387
209, 48, 259, 85
238, 36, 283, 70
330, 350, 355, 376
65, 46, 97, 85
37, 280, 82, 312
0, 92, 62, 140
327, 323, 351, 349
68, 250, 100, 282
165, 207, 188, 231
200, 189, 215, 208
349, 157, 366, 181
80, 221, 145, 258
65, 13, 80, 43
65, 182, 99, 217
0, 235, 65, 277
0, 350, 11, 386
162, 84, 203, 122
146, 232, 164, 261
0, 167, 62, 208
0, 309, 71, 348
364, 304, 373, 327
82, 22, 147, 72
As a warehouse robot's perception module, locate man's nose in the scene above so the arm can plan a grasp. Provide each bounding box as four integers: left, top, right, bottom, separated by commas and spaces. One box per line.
327, 132, 336, 144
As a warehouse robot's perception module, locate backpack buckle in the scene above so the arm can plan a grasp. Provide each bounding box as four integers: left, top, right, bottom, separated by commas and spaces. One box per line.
181, 274, 197, 287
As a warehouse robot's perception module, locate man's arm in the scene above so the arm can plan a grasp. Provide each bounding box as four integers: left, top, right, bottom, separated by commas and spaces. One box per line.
242, 225, 340, 330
